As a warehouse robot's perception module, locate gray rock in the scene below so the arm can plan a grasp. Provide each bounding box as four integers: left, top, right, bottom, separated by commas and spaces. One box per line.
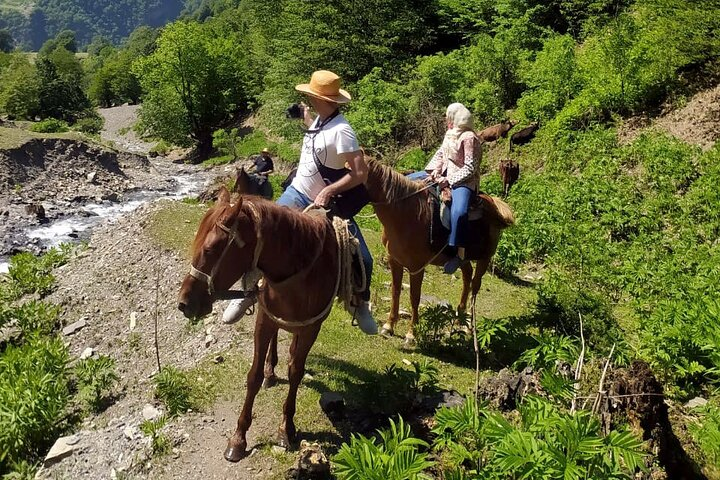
686, 397, 708, 409
79, 347, 94, 360
142, 404, 162, 421
87, 172, 97, 183
63, 318, 87, 336
44, 435, 78, 466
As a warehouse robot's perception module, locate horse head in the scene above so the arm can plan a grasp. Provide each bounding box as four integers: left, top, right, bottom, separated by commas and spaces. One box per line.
234, 167, 273, 199
178, 187, 260, 319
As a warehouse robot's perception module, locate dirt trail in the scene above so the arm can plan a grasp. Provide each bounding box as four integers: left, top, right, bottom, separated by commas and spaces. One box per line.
619, 84, 720, 150
98, 105, 156, 155
35, 200, 292, 479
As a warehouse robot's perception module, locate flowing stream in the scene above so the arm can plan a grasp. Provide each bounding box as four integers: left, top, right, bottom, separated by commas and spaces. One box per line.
0, 169, 212, 274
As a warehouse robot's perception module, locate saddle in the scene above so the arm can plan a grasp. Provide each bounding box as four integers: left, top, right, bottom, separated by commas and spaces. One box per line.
429, 187, 489, 250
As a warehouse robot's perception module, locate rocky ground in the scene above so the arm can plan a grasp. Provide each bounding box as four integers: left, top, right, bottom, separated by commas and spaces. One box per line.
34, 200, 288, 480
98, 105, 156, 155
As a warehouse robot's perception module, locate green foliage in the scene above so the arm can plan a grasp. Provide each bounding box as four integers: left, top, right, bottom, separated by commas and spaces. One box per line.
153, 366, 193, 416
140, 415, 171, 456
74, 355, 118, 412
515, 332, 579, 371
432, 395, 646, 478
333, 416, 434, 480
0, 29, 13, 53
0, 301, 61, 336
689, 398, 720, 470
72, 112, 104, 134
365, 359, 441, 414
29, 118, 68, 133
35, 49, 91, 122
133, 20, 253, 159
149, 140, 169, 156
6, 245, 71, 299
395, 148, 430, 172
0, 335, 69, 471
212, 128, 239, 161
0, 54, 39, 119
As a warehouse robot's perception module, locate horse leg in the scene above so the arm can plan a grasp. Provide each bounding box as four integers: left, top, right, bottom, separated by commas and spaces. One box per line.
404, 269, 425, 348
224, 311, 278, 462
381, 256, 404, 337
470, 257, 491, 311
458, 261, 473, 313
262, 331, 279, 389
278, 324, 322, 449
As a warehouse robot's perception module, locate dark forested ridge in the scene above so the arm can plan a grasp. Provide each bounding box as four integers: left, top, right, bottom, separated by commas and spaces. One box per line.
0, 0, 184, 49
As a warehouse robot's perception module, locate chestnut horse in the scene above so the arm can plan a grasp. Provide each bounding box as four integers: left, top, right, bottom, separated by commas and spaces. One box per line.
364, 160, 515, 345
177, 187, 339, 461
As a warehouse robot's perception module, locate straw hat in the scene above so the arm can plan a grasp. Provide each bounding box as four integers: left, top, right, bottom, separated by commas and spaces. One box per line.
261, 148, 270, 154
295, 70, 351, 104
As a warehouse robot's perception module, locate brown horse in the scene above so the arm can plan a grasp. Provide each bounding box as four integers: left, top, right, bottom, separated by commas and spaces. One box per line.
364, 160, 515, 345
177, 187, 339, 461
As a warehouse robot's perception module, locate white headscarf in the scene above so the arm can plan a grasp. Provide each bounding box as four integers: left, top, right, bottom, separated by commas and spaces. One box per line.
441, 103, 474, 162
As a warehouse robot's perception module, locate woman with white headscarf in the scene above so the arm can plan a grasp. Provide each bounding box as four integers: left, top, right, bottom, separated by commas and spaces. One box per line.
429, 103, 482, 274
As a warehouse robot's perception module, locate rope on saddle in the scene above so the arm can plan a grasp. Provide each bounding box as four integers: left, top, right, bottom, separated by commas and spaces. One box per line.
259, 212, 363, 328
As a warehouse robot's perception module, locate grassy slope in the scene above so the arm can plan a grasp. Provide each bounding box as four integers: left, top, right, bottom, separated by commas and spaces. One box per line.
145, 197, 535, 475
0, 126, 84, 149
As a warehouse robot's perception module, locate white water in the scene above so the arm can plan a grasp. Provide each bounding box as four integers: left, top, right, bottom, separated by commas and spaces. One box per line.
0, 170, 211, 275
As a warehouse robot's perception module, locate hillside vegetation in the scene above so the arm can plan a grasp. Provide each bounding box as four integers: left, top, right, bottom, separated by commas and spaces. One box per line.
2, 0, 720, 478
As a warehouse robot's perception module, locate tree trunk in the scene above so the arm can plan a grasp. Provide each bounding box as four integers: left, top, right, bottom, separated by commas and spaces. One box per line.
190, 129, 214, 164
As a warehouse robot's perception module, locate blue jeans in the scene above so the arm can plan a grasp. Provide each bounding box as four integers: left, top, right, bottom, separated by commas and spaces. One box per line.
277, 185, 373, 301
406, 170, 429, 181
449, 186, 473, 248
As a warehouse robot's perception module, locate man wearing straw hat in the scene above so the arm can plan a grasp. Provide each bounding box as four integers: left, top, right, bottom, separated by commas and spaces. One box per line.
222, 70, 377, 335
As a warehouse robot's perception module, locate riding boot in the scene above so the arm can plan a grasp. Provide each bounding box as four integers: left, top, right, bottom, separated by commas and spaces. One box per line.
346, 297, 378, 335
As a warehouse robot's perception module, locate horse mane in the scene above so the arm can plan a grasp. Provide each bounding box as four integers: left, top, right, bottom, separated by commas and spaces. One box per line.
366, 159, 425, 202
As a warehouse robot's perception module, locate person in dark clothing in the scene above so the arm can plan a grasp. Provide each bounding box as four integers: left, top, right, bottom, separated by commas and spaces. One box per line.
253, 148, 275, 176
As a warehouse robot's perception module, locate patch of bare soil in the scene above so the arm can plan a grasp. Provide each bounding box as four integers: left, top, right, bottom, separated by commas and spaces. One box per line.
35, 201, 290, 479
619, 84, 720, 150
98, 105, 156, 155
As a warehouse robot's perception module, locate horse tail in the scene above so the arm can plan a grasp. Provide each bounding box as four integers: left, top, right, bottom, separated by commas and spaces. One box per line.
487, 195, 515, 227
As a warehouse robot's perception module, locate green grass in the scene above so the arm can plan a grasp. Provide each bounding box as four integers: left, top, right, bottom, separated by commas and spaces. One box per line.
145, 199, 535, 471
0, 126, 83, 150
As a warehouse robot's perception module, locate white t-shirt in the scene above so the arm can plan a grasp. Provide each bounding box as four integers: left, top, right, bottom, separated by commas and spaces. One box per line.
291, 113, 360, 200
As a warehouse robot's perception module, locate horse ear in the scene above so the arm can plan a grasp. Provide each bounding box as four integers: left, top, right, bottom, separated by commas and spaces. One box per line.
217, 186, 231, 205
234, 168, 250, 194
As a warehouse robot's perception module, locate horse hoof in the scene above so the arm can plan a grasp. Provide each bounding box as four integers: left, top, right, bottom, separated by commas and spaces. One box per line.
224, 444, 246, 462
380, 327, 393, 338
403, 335, 416, 349
262, 375, 278, 389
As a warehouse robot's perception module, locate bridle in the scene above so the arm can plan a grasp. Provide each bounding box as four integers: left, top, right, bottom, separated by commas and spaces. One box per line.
188, 202, 263, 299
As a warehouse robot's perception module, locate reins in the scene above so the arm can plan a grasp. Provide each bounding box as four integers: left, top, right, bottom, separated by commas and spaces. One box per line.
369, 181, 437, 206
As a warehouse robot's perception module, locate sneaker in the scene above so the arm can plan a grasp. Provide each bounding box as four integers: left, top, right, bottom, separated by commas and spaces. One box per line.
347, 301, 378, 335
222, 294, 257, 324
443, 256, 462, 275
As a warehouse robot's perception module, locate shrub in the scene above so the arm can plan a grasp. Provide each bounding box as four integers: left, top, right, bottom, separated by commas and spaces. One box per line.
7, 246, 71, 299
432, 395, 646, 479
0, 301, 62, 336
74, 355, 119, 412
29, 118, 68, 133
0, 336, 69, 470
72, 112, 104, 134
689, 399, 720, 471
333, 416, 434, 480
394, 148, 429, 172
212, 128, 239, 160
149, 140, 170, 156
153, 366, 193, 416
140, 416, 171, 456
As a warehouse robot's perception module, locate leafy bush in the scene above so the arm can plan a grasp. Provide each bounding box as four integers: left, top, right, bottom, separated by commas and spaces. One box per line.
72, 112, 104, 134
0, 336, 69, 471
333, 416, 434, 480
432, 395, 646, 479
153, 366, 193, 416
394, 148, 429, 173
212, 128, 239, 161
140, 416, 171, 456
6, 246, 71, 299
515, 332, 579, 371
689, 399, 720, 471
29, 118, 69, 133
74, 355, 119, 412
0, 301, 61, 336
365, 359, 441, 414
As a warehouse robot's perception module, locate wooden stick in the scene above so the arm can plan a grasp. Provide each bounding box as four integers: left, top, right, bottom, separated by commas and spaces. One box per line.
592, 343, 615, 415
571, 312, 586, 414
471, 295, 480, 399
154, 258, 162, 373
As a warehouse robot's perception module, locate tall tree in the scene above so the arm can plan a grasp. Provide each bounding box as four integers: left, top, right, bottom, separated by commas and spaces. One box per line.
133, 21, 251, 160
0, 29, 14, 53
